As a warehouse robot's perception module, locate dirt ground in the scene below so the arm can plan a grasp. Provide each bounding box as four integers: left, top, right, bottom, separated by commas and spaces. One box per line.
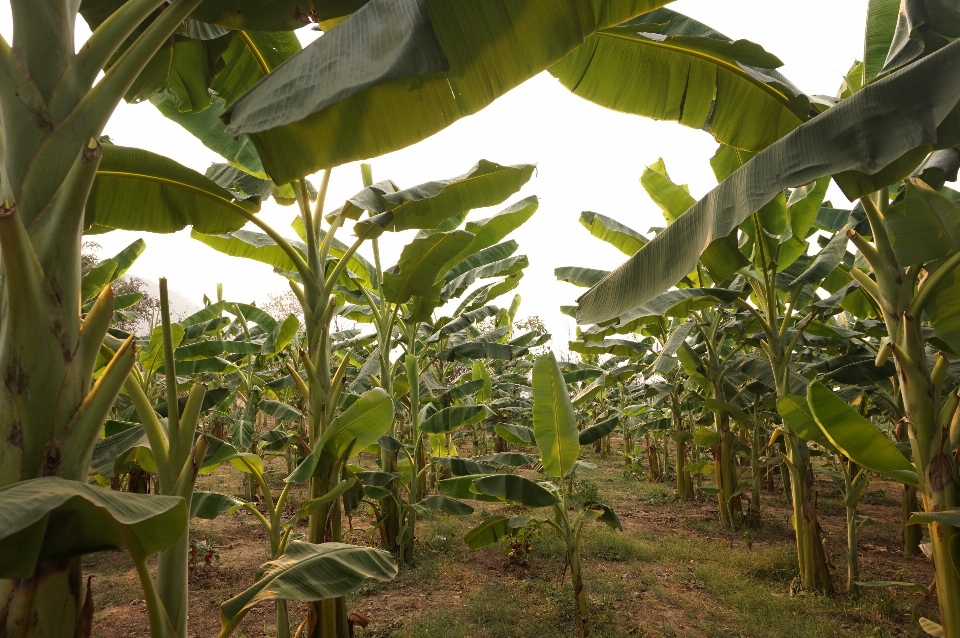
87, 445, 938, 638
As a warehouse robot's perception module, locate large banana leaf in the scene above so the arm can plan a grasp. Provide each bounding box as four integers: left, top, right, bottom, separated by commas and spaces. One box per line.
190, 491, 246, 519
190, 0, 368, 30
641, 159, 748, 282
885, 178, 960, 266
863, 0, 900, 82
437, 340, 527, 362
438, 474, 498, 502
471, 475, 560, 507
445, 241, 519, 282
291, 218, 376, 285
579, 416, 619, 446
0, 478, 185, 578
288, 388, 394, 481
382, 231, 475, 304
455, 196, 539, 259
174, 340, 262, 361
152, 93, 266, 177
86, 145, 257, 235
81, 239, 147, 304
583, 287, 741, 335
555, 267, 609, 288
926, 264, 960, 355
806, 382, 919, 486
775, 395, 839, 454
433, 457, 498, 476
222, 0, 666, 181
261, 314, 301, 356
353, 161, 534, 233
420, 494, 474, 516
464, 516, 516, 549
551, 8, 810, 153
428, 305, 500, 341
576, 38, 960, 325
317, 388, 394, 459
219, 541, 397, 635
532, 352, 579, 478
191, 229, 307, 273
442, 255, 528, 302
419, 405, 488, 434
579, 212, 648, 256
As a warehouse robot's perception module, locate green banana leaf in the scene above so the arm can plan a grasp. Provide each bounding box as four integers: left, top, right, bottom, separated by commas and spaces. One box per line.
419, 405, 488, 434
471, 475, 560, 507
438, 475, 500, 502
464, 515, 516, 549
261, 314, 301, 356
579, 416, 619, 446
579, 211, 648, 256
494, 423, 536, 446
445, 241, 519, 282
641, 159, 748, 282
437, 340, 527, 362
532, 352, 579, 478
552, 8, 810, 153
219, 541, 396, 635
556, 267, 610, 288
863, 0, 901, 81
456, 196, 539, 259
576, 37, 960, 325
353, 161, 535, 234
434, 457, 498, 477
775, 395, 839, 454
317, 388, 394, 460
382, 231, 475, 304
191, 229, 306, 274
86, 145, 257, 235
222, 0, 666, 181
420, 495, 474, 516
174, 340, 262, 361
806, 382, 918, 485
886, 178, 960, 266
260, 400, 303, 422
190, 491, 246, 519
288, 388, 394, 481
0, 477, 185, 578
189, 0, 367, 30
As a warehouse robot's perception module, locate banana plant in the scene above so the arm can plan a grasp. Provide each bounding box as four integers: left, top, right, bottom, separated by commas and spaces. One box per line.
439, 353, 619, 637
226, 382, 393, 638
794, 173, 960, 633
336, 163, 537, 559
778, 389, 872, 595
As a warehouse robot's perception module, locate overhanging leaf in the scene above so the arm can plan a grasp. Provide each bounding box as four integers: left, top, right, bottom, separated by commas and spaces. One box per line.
0, 478, 185, 579
87, 145, 256, 235
223, 0, 666, 182
219, 541, 396, 635
806, 381, 918, 485
577, 38, 960, 324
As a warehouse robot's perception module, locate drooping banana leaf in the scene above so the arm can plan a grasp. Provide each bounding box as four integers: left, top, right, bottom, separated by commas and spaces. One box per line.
0, 477, 185, 578
576, 38, 960, 325
551, 8, 811, 153
86, 145, 257, 235
218, 541, 396, 636
222, 0, 668, 181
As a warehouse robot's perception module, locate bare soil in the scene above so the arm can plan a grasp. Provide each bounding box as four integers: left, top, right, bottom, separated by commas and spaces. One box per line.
87, 447, 937, 638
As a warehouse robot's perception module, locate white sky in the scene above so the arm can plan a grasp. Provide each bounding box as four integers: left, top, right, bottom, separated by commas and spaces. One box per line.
0, 1, 868, 344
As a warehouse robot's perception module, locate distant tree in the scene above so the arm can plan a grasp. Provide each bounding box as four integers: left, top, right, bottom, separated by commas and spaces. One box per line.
261, 290, 305, 323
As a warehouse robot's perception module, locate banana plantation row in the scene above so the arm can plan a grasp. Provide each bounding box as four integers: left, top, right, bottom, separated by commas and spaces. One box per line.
2, 0, 960, 637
